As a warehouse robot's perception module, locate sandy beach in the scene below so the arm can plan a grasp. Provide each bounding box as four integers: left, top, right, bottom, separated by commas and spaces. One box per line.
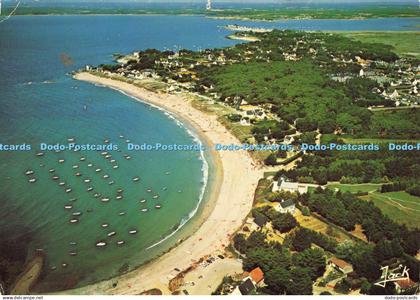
67, 72, 263, 295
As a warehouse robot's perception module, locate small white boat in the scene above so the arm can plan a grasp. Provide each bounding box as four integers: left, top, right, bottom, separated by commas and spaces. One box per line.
62, 263, 68, 268
80, 157, 86, 161
103, 174, 109, 179
65, 188, 72, 193
96, 241, 107, 247
69, 198, 77, 202
155, 205, 162, 209
107, 231, 116, 237
84, 179, 91, 183
48, 169, 55, 173
93, 193, 100, 198
116, 240, 125, 246
119, 135, 124, 139
116, 195, 123, 200
64, 205, 73, 210
36, 152, 44, 157
101, 197, 110, 203
141, 208, 148, 212
68, 138, 75, 142
113, 165, 119, 169
69, 218, 79, 224
72, 165, 79, 169
58, 159, 65, 163
110, 159, 116, 163
140, 199, 146, 203
104, 139, 109, 144
50, 266, 57, 271
125, 156, 131, 160
165, 171, 170, 175
105, 155, 111, 159
118, 211, 126, 216
28, 178, 37, 183
87, 163, 93, 167
95, 168, 102, 172
101, 152, 108, 156
72, 212, 82, 216
117, 188, 124, 193
101, 223, 109, 228
108, 181, 115, 185
75, 172, 82, 177
59, 182, 65, 186
69, 251, 77, 256
146, 188, 152, 193
69, 241, 77, 245
152, 195, 159, 199
162, 187, 168, 191
125, 139, 131, 143
52, 176, 59, 180
128, 229, 137, 234
87, 187, 93, 192
25, 170, 34, 175
133, 177, 140, 182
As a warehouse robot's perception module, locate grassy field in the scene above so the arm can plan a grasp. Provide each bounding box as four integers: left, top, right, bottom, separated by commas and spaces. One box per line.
337, 31, 420, 59
295, 210, 349, 243
360, 191, 420, 228
327, 183, 382, 193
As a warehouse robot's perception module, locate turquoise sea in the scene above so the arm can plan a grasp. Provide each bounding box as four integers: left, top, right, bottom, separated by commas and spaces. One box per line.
0, 15, 418, 291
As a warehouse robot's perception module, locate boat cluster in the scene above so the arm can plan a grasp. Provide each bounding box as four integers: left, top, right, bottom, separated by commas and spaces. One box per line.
26, 135, 176, 270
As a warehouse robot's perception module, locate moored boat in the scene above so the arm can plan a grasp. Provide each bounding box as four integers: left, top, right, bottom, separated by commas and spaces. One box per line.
96, 241, 107, 248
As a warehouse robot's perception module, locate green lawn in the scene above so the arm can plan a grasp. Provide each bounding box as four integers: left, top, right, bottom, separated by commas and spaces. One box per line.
361, 191, 420, 228
337, 31, 420, 59
327, 183, 382, 193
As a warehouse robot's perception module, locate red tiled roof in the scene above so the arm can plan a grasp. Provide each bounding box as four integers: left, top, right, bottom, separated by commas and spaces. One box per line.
249, 267, 264, 284
395, 278, 416, 289
329, 257, 352, 269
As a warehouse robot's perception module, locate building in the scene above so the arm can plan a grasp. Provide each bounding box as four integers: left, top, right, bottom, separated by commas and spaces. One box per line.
272, 179, 308, 194
253, 213, 268, 228
328, 257, 354, 274
274, 199, 296, 214
237, 278, 255, 295
206, 0, 212, 10
394, 278, 417, 294
248, 267, 265, 286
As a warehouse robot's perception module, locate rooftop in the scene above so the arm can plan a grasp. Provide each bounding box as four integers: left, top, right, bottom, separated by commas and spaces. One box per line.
249, 267, 264, 284
329, 257, 352, 270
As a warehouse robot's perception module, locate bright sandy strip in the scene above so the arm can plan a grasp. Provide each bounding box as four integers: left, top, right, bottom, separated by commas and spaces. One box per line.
67, 72, 263, 295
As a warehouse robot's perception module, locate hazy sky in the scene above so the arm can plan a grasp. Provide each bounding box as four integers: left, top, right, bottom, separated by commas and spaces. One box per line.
8, 0, 416, 2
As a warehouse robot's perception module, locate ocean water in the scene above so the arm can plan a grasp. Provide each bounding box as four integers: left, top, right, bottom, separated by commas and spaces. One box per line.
0, 15, 418, 291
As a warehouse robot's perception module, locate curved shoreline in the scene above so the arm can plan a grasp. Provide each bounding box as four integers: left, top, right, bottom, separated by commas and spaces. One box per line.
66, 72, 262, 295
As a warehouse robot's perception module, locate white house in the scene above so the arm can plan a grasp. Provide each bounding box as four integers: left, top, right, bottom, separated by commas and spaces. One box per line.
272, 179, 308, 194
274, 199, 296, 214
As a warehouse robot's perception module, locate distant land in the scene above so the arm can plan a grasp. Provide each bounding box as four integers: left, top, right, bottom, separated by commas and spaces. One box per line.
2, 2, 420, 20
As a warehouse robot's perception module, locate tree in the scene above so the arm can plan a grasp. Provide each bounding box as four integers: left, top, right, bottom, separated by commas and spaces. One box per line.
243, 247, 291, 273
265, 267, 290, 294
286, 268, 313, 295
272, 213, 298, 233
233, 234, 248, 254
265, 153, 278, 166
290, 227, 312, 251
292, 248, 326, 280
372, 239, 403, 262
